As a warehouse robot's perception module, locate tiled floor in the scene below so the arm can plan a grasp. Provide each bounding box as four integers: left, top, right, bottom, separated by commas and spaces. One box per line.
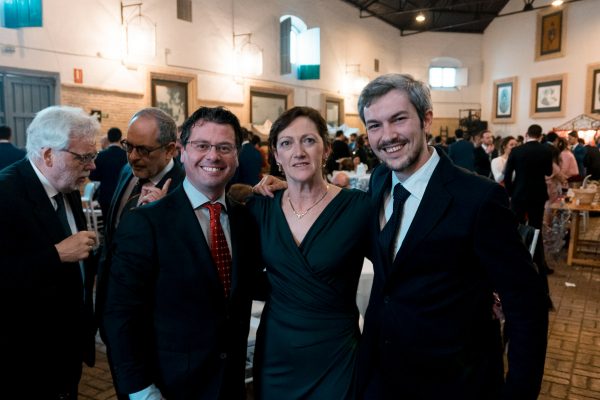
79, 216, 600, 400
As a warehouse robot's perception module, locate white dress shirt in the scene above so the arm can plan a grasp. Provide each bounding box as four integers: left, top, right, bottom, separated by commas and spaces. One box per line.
380, 148, 440, 260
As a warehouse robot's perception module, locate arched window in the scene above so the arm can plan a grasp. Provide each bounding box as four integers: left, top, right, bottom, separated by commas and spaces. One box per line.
280, 15, 320, 80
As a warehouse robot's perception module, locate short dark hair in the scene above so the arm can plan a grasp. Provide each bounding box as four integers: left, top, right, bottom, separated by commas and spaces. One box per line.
335, 130, 345, 138
250, 134, 261, 146
546, 131, 558, 143
526, 124, 543, 139
454, 128, 464, 139
269, 106, 330, 151
0, 125, 11, 140
180, 106, 243, 149
568, 130, 579, 139
107, 127, 122, 143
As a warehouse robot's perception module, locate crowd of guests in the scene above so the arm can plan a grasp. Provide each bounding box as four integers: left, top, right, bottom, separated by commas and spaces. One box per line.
2, 72, 598, 400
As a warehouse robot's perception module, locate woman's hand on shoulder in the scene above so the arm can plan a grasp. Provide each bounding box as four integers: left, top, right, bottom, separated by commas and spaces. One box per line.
252, 175, 287, 198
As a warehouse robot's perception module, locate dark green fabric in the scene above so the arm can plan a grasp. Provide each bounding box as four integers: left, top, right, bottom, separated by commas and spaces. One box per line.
248, 189, 372, 400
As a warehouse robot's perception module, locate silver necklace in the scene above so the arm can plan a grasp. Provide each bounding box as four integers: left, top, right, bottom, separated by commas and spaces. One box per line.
288, 185, 330, 219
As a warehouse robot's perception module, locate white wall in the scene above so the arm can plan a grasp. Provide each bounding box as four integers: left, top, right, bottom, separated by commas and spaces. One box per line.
482, 0, 600, 137
0, 0, 484, 123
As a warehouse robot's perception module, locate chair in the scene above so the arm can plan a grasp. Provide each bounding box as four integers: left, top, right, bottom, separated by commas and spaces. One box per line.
81, 181, 103, 244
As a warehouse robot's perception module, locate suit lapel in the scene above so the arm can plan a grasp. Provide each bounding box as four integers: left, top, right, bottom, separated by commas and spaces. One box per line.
226, 197, 244, 300
18, 161, 69, 244
390, 154, 454, 276
370, 166, 394, 279
106, 164, 134, 238
168, 188, 224, 295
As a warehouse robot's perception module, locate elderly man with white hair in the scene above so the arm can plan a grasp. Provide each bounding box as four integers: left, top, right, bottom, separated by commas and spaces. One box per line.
0, 106, 99, 399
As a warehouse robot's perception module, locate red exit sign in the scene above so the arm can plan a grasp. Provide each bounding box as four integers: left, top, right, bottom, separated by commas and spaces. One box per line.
74, 68, 83, 84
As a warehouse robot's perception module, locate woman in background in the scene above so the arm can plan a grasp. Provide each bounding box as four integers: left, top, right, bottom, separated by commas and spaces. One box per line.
491, 136, 517, 184
247, 106, 371, 399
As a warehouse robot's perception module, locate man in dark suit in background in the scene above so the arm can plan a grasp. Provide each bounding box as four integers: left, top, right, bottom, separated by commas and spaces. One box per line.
0, 125, 26, 170
96, 108, 185, 399
447, 128, 475, 171
232, 129, 263, 186
357, 74, 548, 399
474, 129, 498, 179
89, 127, 128, 218
504, 124, 554, 277
0, 106, 99, 399
568, 130, 586, 178
104, 107, 261, 399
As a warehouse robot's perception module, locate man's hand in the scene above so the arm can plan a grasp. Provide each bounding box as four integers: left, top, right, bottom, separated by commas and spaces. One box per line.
252, 175, 287, 198
139, 178, 171, 206
55, 231, 97, 263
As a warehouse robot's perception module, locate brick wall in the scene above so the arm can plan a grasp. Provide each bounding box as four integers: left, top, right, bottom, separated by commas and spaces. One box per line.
61, 84, 145, 146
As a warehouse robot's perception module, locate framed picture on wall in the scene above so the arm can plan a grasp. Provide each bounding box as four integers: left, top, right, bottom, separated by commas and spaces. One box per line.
530, 74, 567, 118
535, 9, 566, 61
250, 90, 287, 126
585, 63, 600, 115
151, 78, 188, 125
492, 77, 517, 124
322, 95, 345, 127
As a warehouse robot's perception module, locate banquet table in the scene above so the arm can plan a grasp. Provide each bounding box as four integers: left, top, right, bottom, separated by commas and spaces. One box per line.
548, 201, 600, 268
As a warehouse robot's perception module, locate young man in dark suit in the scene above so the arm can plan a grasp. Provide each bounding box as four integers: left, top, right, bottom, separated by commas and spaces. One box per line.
95, 108, 185, 399
0, 106, 99, 399
0, 125, 26, 170
504, 124, 554, 277
474, 129, 498, 178
447, 128, 475, 171
357, 74, 548, 399
103, 107, 262, 399
89, 127, 128, 218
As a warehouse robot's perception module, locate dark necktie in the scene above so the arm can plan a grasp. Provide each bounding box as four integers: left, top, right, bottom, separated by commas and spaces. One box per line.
123, 178, 149, 212
379, 183, 411, 264
203, 202, 232, 297
54, 193, 72, 237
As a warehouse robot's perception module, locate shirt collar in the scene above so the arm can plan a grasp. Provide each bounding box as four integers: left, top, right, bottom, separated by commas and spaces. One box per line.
0, 139, 10, 143
29, 159, 59, 199
148, 158, 174, 186
183, 178, 227, 212
391, 147, 440, 202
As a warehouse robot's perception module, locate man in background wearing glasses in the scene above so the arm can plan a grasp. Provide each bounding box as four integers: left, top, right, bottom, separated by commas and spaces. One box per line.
0, 106, 100, 399
103, 107, 263, 399
96, 107, 185, 400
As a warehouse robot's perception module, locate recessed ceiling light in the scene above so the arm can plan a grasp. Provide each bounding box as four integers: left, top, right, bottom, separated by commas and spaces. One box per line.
415, 13, 425, 22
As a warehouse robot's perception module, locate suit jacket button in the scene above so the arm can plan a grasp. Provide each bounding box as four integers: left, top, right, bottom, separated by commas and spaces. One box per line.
220, 352, 227, 359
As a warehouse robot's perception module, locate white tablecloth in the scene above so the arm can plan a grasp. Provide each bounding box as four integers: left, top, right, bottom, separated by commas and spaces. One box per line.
331, 171, 371, 191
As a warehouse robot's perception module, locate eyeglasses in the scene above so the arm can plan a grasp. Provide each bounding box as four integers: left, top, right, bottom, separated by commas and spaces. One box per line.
61, 149, 98, 164
186, 141, 236, 155
121, 140, 167, 157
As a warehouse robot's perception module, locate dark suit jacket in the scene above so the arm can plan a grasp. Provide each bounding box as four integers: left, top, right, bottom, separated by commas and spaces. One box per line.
572, 143, 587, 177
448, 139, 475, 171
583, 145, 600, 179
0, 159, 96, 396
103, 186, 262, 399
358, 149, 548, 400
474, 146, 498, 178
233, 142, 263, 186
89, 145, 127, 218
504, 141, 553, 208
0, 142, 26, 171
96, 160, 185, 329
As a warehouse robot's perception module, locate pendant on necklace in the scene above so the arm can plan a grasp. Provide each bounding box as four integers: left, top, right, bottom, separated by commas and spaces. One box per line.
288, 185, 330, 220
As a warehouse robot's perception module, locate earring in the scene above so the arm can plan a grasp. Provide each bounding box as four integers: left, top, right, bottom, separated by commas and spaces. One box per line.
277, 163, 283, 172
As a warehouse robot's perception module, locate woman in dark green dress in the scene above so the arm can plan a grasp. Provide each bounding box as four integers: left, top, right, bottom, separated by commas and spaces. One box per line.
247, 107, 372, 399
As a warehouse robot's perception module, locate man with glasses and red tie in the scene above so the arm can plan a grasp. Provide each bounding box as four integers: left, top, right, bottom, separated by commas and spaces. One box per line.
103, 106, 263, 400
0, 106, 99, 399
95, 107, 185, 399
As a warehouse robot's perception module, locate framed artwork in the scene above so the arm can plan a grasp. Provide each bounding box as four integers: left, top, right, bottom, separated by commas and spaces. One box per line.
492, 77, 517, 124
530, 74, 567, 118
151, 78, 188, 125
250, 90, 287, 126
535, 9, 566, 61
322, 94, 345, 127
585, 63, 600, 115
